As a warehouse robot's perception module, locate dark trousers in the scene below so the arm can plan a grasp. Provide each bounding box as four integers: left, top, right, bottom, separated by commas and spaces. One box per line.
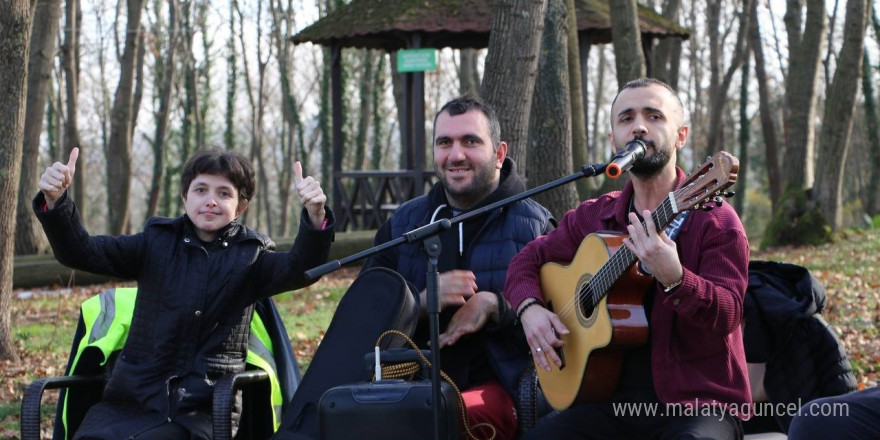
78, 421, 192, 440
788, 385, 880, 440
522, 386, 742, 440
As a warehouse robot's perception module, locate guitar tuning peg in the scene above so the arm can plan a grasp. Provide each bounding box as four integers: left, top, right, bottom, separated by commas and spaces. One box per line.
714, 196, 723, 207
702, 205, 714, 211
724, 191, 735, 198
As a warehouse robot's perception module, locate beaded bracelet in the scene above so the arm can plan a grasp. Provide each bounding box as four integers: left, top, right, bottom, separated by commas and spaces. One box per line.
516, 299, 542, 322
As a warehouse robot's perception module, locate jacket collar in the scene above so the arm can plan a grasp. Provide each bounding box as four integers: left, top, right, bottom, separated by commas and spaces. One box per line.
149, 215, 271, 248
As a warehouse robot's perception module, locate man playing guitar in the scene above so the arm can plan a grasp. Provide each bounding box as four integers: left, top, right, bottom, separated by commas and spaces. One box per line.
504, 78, 751, 439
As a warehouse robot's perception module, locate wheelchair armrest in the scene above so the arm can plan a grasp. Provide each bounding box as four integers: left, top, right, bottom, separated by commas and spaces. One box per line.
20, 375, 104, 440
213, 370, 271, 440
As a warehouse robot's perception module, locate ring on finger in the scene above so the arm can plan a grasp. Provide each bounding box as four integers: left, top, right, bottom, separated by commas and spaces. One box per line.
535, 347, 543, 353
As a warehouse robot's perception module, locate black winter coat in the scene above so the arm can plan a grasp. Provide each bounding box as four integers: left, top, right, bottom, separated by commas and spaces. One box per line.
34, 191, 334, 440
743, 260, 857, 432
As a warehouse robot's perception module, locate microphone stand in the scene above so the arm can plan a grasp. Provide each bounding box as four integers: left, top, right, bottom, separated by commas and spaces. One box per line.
305, 162, 610, 440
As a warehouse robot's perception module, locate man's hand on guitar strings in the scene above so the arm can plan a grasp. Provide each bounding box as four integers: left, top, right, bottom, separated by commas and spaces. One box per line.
519, 302, 569, 371
624, 210, 683, 289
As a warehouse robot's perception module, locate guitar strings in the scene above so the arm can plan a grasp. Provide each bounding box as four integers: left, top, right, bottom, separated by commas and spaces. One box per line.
547, 198, 677, 325
542, 163, 732, 327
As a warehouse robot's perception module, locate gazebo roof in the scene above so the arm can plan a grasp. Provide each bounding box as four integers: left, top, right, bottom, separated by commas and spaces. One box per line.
292, 0, 690, 50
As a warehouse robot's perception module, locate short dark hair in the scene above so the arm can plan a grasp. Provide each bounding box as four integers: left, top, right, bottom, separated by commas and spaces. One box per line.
433, 93, 502, 148
609, 77, 684, 122
180, 149, 256, 210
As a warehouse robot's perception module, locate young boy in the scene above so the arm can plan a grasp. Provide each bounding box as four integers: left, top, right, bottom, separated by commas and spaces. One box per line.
34, 148, 334, 440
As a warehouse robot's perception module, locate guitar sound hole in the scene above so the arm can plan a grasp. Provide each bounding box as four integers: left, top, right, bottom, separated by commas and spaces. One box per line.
578, 286, 595, 319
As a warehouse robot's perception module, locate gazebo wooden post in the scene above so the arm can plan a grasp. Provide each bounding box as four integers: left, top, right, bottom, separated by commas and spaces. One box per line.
331, 43, 344, 224
410, 32, 427, 196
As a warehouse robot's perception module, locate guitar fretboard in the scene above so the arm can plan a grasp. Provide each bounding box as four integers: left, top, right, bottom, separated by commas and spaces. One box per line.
579, 194, 679, 308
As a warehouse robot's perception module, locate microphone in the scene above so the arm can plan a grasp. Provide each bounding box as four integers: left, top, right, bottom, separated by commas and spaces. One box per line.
605, 139, 646, 179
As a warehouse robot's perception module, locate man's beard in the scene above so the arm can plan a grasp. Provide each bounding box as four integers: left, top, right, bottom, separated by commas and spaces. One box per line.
436, 159, 497, 209
629, 139, 673, 177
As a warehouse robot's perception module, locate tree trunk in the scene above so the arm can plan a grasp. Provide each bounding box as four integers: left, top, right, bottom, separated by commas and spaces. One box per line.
863, 48, 880, 216
706, 0, 752, 155
458, 49, 481, 95
390, 51, 407, 169
354, 50, 374, 170
751, 0, 783, 208
146, 0, 179, 220
814, 0, 868, 231
564, 0, 588, 200
528, 0, 579, 219
481, 0, 547, 179
224, 2, 237, 152
196, 1, 210, 152
735, 50, 751, 217
236, 0, 271, 231
271, 0, 302, 236
371, 54, 387, 170
0, 0, 32, 362
783, 0, 826, 190
609, 0, 645, 88
687, 2, 704, 162
106, 0, 147, 236
868, 7, 880, 216
63, 0, 85, 215
320, 46, 333, 185
590, 45, 607, 168
651, 0, 683, 88
182, 2, 198, 166
16, 0, 62, 255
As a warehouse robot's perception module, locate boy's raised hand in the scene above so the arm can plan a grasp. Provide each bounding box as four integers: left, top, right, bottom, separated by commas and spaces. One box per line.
39, 147, 79, 209
294, 161, 326, 228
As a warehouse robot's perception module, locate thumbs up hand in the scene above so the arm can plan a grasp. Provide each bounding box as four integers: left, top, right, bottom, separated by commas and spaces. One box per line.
39, 148, 79, 209
294, 161, 327, 228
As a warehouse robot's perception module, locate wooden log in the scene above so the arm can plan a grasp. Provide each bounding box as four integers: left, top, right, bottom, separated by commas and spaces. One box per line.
13, 230, 377, 289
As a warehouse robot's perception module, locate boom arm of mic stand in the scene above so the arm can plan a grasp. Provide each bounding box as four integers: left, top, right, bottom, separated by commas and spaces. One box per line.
452, 162, 607, 225
305, 220, 453, 281
305, 163, 608, 281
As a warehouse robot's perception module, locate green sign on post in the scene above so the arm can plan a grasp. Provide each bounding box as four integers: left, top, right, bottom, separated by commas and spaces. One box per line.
397, 49, 437, 72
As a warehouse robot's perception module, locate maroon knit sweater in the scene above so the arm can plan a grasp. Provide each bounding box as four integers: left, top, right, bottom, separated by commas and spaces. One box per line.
504, 167, 752, 410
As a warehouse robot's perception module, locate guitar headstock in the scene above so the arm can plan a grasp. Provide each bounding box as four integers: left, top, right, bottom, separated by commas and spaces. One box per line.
672, 151, 739, 213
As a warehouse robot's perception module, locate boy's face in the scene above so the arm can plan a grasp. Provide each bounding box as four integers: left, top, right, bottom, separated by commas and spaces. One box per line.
182, 173, 246, 242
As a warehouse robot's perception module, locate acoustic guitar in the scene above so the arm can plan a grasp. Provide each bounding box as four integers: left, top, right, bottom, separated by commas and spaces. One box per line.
537, 151, 739, 410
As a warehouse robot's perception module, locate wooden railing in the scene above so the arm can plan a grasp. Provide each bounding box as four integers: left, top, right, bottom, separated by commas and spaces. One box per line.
333, 170, 436, 231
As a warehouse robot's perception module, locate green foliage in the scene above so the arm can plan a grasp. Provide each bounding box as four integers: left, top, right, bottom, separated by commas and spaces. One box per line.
760, 187, 833, 249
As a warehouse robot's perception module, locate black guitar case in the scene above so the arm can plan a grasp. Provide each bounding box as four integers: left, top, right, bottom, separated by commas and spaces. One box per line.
272, 267, 419, 440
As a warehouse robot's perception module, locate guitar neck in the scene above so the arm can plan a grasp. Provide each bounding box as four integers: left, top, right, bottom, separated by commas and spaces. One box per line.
586, 195, 679, 302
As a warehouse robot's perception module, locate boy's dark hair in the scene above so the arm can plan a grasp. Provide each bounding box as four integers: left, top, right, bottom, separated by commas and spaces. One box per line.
433, 93, 502, 149
180, 149, 256, 210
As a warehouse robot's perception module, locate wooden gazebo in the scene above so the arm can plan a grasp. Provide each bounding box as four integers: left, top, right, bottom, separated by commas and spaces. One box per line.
292, 0, 689, 231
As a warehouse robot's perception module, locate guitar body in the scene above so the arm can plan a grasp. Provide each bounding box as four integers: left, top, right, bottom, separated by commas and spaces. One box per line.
538, 232, 652, 410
